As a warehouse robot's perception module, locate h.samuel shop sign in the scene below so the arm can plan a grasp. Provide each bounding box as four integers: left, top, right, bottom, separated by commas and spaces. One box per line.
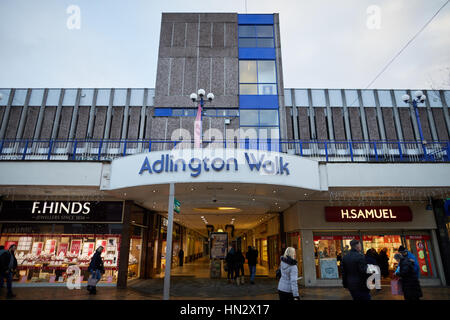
106, 149, 322, 191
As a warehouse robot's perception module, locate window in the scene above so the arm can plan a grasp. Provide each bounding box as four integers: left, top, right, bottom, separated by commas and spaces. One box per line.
240, 109, 279, 126
29, 89, 44, 106
361, 90, 376, 106
377, 90, 392, 107
314, 235, 360, 279
345, 90, 359, 107
62, 89, 77, 106
154, 108, 239, 117
238, 25, 274, 48
97, 89, 111, 106
239, 60, 277, 95
0, 89, 11, 106
114, 89, 127, 106
130, 89, 144, 106
12, 89, 28, 106
46, 89, 61, 106
311, 89, 326, 106
79, 89, 94, 106
328, 89, 343, 107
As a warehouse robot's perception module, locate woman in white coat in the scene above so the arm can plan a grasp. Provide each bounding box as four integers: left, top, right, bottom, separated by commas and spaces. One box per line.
277, 247, 300, 300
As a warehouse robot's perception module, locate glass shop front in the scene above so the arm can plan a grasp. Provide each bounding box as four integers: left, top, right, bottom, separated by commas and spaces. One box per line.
0, 200, 143, 284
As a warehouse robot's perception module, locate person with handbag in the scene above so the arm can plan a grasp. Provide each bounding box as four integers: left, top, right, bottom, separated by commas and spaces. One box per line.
277, 247, 300, 301
87, 246, 105, 295
0, 244, 17, 298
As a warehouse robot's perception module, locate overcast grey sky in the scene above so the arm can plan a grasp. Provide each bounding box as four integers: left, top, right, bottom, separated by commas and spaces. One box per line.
0, 0, 449, 89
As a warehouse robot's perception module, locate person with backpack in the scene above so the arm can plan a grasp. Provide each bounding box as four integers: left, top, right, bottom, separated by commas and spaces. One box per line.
394, 253, 423, 300
0, 244, 18, 298
277, 247, 300, 300
87, 246, 105, 295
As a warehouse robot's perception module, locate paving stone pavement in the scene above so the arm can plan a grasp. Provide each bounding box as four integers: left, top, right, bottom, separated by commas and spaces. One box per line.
1, 279, 449, 300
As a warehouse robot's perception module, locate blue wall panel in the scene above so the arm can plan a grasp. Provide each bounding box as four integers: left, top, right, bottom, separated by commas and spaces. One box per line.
239, 95, 279, 109
238, 14, 274, 25
238, 48, 276, 60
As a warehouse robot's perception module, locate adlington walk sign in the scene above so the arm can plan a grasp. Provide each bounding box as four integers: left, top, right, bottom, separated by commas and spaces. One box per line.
138, 152, 290, 177
105, 148, 323, 191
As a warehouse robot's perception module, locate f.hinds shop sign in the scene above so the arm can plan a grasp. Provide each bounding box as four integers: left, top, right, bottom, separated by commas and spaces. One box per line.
325, 206, 413, 222
0, 201, 123, 223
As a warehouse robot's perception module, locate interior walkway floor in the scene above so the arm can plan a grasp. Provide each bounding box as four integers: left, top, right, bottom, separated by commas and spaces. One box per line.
158, 257, 271, 278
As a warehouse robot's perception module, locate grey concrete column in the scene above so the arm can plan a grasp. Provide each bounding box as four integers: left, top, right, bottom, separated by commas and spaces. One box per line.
357, 90, 369, 141
0, 89, 15, 140
86, 89, 98, 139
431, 228, 447, 286
341, 89, 352, 140
307, 89, 316, 139
439, 90, 450, 137
324, 89, 334, 140
117, 200, 132, 289
103, 89, 114, 139
373, 90, 387, 141
33, 89, 48, 140
390, 90, 404, 141
423, 90, 439, 141
51, 89, 65, 140
138, 89, 148, 140
15, 89, 32, 139
121, 89, 132, 140
301, 229, 316, 287
68, 89, 82, 140
407, 90, 420, 140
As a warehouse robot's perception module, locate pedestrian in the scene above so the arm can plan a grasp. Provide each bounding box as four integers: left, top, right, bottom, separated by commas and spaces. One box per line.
0, 244, 18, 298
225, 247, 235, 284
341, 239, 370, 300
178, 248, 184, 267
378, 248, 390, 278
87, 246, 105, 295
277, 247, 300, 301
394, 253, 423, 300
246, 246, 258, 284
234, 249, 245, 285
397, 246, 420, 278
365, 248, 378, 266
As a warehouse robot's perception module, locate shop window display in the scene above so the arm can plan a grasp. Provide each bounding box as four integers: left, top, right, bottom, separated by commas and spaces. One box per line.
362, 235, 402, 278
314, 235, 360, 279
0, 233, 121, 283
405, 235, 435, 278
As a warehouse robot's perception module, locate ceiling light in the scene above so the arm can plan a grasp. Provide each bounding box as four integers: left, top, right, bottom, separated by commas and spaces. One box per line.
252, 198, 255, 201
273, 190, 277, 193
153, 190, 156, 193
233, 188, 238, 191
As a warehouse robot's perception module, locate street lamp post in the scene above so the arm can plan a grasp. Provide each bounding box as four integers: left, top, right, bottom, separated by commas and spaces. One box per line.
190, 89, 214, 147
402, 91, 428, 160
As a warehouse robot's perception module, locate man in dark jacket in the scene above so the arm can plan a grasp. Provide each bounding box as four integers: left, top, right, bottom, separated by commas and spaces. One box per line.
246, 246, 258, 284
341, 239, 370, 300
225, 248, 235, 283
378, 248, 390, 278
0, 244, 18, 298
87, 246, 104, 294
394, 253, 422, 300
178, 249, 184, 267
